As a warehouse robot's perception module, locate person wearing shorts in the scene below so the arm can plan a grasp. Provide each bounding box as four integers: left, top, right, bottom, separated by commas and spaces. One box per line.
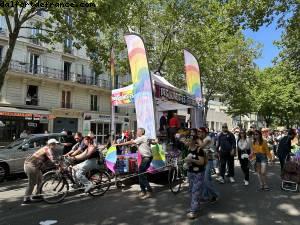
251, 130, 273, 191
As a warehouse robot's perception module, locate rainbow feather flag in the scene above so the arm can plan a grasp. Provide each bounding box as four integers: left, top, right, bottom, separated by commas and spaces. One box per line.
105, 146, 117, 173
184, 49, 202, 103
124, 34, 156, 139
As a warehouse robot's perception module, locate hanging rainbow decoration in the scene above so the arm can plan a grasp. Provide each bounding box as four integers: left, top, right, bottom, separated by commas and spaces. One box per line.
184, 49, 202, 103
124, 34, 156, 139
105, 146, 117, 173
137, 144, 166, 174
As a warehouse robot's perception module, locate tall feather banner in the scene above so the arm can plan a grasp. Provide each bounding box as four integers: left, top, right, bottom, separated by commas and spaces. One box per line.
184, 49, 202, 103
124, 34, 156, 139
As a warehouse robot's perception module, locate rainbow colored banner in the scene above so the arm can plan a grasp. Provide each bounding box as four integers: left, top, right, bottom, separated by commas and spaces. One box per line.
105, 146, 117, 173
137, 144, 166, 174
124, 34, 156, 139
112, 84, 134, 106
184, 49, 202, 103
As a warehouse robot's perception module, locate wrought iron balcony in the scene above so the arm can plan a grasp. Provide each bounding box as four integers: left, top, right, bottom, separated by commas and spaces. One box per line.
3, 59, 111, 90
61, 102, 72, 109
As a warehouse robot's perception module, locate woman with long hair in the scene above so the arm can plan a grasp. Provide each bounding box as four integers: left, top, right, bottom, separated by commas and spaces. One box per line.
237, 129, 251, 186
251, 130, 273, 190
183, 128, 206, 219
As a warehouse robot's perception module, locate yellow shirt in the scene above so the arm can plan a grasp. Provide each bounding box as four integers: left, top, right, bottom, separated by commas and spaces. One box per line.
252, 141, 272, 159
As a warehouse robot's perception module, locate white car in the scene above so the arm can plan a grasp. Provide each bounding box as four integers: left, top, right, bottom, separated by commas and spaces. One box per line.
0, 133, 68, 182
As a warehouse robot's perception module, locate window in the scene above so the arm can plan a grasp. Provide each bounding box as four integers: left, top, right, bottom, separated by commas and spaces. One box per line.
29, 53, 40, 74
36, 9, 42, 16
90, 95, 98, 111
28, 137, 48, 149
62, 90, 71, 108
26, 85, 38, 106
64, 62, 71, 80
0, 16, 5, 32
31, 28, 40, 45
64, 38, 73, 54
65, 14, 72, 26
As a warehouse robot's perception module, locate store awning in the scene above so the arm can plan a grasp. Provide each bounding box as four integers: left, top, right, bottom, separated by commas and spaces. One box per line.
0, 107, 53, 118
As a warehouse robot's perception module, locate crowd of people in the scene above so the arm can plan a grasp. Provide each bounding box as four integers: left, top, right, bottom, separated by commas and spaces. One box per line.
21, 120, 299, 221
178, 124, 299, 219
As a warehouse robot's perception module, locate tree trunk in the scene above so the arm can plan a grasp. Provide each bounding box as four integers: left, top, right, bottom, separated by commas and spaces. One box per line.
0, 28, 20, 91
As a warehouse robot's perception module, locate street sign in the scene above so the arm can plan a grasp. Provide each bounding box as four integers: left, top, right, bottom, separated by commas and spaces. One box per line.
28, 122, 37, 127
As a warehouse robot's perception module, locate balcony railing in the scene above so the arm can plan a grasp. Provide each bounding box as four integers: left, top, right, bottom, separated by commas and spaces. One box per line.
61, 102, 72, 109
25, 97, 39, 106
3, 59, 111, 89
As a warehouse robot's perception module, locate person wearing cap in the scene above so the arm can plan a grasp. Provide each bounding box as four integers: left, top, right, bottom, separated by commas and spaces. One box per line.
277, 128, 297, 171
22, 138, 60, 205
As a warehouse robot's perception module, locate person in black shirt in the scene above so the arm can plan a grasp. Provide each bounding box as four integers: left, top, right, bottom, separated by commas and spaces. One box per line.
277, 129, 296, 171
62, 131, 77, 154
183, 130, 206, 219
216, 123, 236, 184
159, 112, 168, 134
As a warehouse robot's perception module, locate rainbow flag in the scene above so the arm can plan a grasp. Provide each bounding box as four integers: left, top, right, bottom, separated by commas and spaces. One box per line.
184, 49, 202, 103
137, 144, 166, 174
124, 34, 156, 139
105, 146, 117, 173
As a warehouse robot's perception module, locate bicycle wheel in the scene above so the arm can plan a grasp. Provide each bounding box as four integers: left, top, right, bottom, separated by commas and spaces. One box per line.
40, 171, 69, 204
168, 166, 184, 194
88, 170, 111, 197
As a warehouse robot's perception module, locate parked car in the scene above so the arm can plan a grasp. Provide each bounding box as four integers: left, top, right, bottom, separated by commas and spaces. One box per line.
0, 133, 72, 182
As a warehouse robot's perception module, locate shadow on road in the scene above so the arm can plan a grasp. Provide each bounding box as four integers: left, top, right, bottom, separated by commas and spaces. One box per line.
0, 163, 299, 225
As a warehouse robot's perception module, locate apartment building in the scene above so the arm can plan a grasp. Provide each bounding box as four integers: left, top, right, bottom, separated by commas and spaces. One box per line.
0, 14, 130, 145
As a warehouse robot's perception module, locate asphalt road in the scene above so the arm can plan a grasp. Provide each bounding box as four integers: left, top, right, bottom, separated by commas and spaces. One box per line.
0, 162, 299, 225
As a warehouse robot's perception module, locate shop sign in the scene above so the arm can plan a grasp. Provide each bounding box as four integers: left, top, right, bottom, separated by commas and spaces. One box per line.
0, 112, 32, 117
84, 113, 128, 123
155, 84, 198, 107
39, 116, 49, 124
28, 122, 37, 127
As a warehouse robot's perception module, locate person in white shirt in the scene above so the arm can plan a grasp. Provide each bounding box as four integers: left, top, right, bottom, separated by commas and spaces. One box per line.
237, 129, 251, 186
115, 128, 153, 199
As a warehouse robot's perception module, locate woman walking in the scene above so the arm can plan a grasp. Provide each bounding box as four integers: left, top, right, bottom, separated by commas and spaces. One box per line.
183, 129, 206, 219
251, 130, 273, 190
237, 129, 251, 186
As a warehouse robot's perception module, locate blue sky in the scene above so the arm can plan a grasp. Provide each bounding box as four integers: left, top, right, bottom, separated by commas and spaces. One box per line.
243, 20, 284, 69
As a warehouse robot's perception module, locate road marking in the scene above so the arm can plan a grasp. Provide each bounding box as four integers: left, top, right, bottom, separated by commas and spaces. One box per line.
39, 220, 58, 225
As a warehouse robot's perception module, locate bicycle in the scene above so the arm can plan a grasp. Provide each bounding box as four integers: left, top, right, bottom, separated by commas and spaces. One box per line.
166, 144, 185, 194
40, 156, 111, 204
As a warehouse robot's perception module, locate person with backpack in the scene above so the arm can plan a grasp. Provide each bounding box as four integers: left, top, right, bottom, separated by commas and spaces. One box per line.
182, 128, 206, 219
216, 123, 236, 184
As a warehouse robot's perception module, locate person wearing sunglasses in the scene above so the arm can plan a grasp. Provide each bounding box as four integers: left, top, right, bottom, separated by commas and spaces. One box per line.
251, 130, 273, 191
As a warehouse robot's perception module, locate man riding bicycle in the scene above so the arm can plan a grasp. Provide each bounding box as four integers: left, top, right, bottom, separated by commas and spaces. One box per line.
65, 132, 87, 157
68, 136, 100, 192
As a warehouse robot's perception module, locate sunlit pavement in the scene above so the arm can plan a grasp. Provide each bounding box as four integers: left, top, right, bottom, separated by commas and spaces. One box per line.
0, 162, 299, 225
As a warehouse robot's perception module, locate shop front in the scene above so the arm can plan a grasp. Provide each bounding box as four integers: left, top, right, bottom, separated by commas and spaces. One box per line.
51, 109, 82, 134
83, 113, 130, 144
0, 107, 53, 145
